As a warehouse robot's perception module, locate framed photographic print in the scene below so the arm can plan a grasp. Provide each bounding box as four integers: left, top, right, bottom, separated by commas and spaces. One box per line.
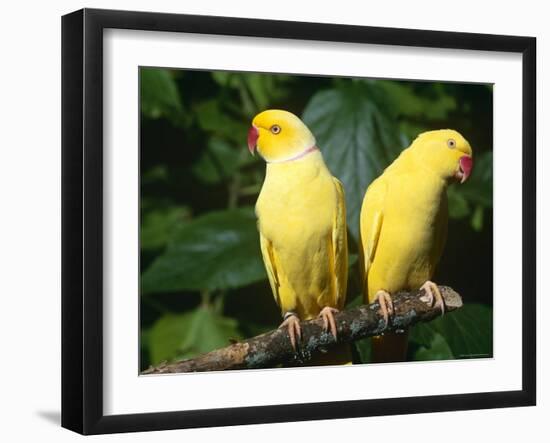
62, 8, 536, 435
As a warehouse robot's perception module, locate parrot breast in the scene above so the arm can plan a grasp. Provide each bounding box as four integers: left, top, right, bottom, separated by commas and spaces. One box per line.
366, 171, 448, 298
255, 152, 338, 319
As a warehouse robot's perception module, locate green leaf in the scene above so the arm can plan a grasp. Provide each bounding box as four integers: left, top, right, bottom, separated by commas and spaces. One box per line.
191, 138, 241, 184
454, 151, 493, 208
410, 320, 436, 349
140, 68, 183, 122
140, 206, 190, 251
354, 337, 372, 364
471, 204, 484, 232
147, 311, 193, 365
447, 187, 471, 219
378, 81, 456, 120
212, 72, 293, 115
148, 307, 242, 364
447, 151, 493, 227
303, 82, 403, 241
240, 322, 274, 338
245, 74, 292, 111
439, 303, 493, 358
142, 165, 169, 185
194, 99, 248, 144
345, 295, 363, 309
414, 332, 454, 361
410, 303, 493, 359
141, 207, 267, 294
354, 303, 488, 364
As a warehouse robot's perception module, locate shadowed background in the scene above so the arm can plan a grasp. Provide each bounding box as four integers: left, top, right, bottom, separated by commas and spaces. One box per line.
139, 68, 493, 371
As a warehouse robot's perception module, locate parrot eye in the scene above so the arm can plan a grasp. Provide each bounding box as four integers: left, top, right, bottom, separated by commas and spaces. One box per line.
270, 124, 281, 135
447, 139, 457, 149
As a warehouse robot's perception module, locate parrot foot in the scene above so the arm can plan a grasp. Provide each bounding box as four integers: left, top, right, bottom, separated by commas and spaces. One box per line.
419, 281, 445, 315
318, 306, 339, 339
375, 290, 394, 327
279, 313, 301, 351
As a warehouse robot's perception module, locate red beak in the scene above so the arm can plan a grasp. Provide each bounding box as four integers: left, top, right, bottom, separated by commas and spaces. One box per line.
248, 126, 259, 155
458, 155, 473, 183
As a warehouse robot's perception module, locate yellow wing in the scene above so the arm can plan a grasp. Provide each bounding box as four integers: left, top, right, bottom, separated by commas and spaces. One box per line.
330, 178, 348, 310
359, 178, 387, 300
259, 231, 281, 307
431, 190, 448, 270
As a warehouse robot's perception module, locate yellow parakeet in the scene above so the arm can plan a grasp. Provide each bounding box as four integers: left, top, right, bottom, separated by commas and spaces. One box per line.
249, 109, 350, 364
359, 129, 473, 362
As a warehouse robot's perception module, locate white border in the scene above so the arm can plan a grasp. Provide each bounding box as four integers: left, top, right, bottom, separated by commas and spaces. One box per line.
103, 29, 523, 415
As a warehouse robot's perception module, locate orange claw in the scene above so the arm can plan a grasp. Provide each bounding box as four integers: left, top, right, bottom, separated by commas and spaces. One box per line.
419, 281, 445, 315
279, 313, 301, 350
375, 290, 394, 327
319, 306, 339, 339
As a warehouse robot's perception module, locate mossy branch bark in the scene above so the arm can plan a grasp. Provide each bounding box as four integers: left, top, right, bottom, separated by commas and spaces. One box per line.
142, 286, 462, 374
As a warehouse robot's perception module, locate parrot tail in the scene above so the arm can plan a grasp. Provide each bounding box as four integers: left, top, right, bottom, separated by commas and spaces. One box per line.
371, 330, 409, 363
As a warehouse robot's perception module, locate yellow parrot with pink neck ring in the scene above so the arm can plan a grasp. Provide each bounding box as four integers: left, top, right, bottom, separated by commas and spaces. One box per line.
249, 109, 350, 364
359, 129, 474, 362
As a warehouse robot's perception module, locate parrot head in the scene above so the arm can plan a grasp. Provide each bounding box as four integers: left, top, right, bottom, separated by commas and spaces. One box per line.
410, 129, 473, 184
248, 110, 316, 162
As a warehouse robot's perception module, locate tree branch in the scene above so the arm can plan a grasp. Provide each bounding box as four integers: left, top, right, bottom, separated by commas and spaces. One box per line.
142, 286, 462, 374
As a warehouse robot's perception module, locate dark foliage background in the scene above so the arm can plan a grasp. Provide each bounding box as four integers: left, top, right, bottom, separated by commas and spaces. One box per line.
139, 68, 493, 370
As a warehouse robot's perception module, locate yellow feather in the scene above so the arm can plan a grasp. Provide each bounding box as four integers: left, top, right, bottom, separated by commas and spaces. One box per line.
359, 178, 386, 302
360, 129, 473, 362
361, 169, 448, 300
330, 178, 348, 311
253, 110, 351, 365
256, 150, 344, 319
259, 231, 280, 307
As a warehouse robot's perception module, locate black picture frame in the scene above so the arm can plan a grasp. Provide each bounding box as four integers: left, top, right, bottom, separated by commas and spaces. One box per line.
62, 8, 536, 435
